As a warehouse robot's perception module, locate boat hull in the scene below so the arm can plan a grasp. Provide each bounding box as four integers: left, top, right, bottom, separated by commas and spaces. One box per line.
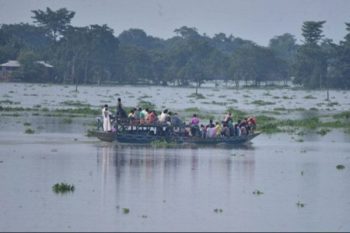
95, 131, 260, 145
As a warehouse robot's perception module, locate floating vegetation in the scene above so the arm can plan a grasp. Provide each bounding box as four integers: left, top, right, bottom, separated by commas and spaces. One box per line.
188, 93, 205, 99
138, 94, 152, 99
60, 100, 90, 107
0, 99, 20, 105
252, 190, 264, 195
214, 208, 223, 213
123, 208, 130, 214
211, 101, 227, 106
86, 129, 97, 137
23, 122, 31, 126
25, 128, 35, 134
251, 100, 275, 106
296, 201, 305, 208
185, 107, 200, 112
62, 118, 73, 124
150, 140, 177, 148
304, 95, 316, 99
317, 128, 331, 136
327, 102, 339, 107
336, 164, 345, 170
138, 100, 156, 110
333, 111, 350, 120
52, 183, 75, 193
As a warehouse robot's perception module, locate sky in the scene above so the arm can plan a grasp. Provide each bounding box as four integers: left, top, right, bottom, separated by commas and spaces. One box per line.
0, 0, 349, 46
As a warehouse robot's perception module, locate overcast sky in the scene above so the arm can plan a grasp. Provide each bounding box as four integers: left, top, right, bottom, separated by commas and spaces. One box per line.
0, 0, 349, 46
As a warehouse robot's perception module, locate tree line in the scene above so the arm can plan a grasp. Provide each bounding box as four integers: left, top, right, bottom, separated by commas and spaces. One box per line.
0, 7, 349, 89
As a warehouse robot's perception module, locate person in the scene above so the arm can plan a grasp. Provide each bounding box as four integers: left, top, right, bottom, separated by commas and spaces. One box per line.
159, 109, 169, 123
171, 112, 183, 126
207, 119, 215, 128
147, 110, 157, 124
200, 124, 207, 138
102, 104, 112, 132
190, 114, 200, 136
215, 121, 222, 137
128, 109, 136, 124
140, 108, 148, 124
116, 98, 127, 121
224, 112, 233, 123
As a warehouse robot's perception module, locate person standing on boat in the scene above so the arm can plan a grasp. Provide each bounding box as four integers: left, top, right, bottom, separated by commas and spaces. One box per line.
116, 98, 127, 121
190, 114, 200, 136
102, 104, 112, 132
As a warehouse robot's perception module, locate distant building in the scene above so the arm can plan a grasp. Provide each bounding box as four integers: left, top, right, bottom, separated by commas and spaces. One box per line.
0, 60, 54, 81
0, 60, 21, 81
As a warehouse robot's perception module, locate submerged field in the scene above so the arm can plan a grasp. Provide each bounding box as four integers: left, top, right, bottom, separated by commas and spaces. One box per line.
0, 83, 350, 231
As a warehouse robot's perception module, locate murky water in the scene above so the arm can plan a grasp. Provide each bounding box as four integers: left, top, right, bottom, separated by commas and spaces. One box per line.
1, 83, 350, 231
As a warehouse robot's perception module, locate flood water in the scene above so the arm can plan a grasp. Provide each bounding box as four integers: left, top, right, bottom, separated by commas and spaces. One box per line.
1, 83, 350, 231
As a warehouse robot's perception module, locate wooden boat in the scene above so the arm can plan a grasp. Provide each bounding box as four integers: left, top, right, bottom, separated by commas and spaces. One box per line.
93, 122, 260, 145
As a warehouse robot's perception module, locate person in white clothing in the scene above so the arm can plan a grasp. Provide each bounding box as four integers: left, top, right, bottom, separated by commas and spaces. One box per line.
102, 104, 112, 132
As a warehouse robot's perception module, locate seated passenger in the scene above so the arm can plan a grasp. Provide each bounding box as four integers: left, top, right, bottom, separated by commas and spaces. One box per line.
200, 124, 207, 138
215, 122, 222, 137
159, 109, 169, 123
140, 108, 148, 124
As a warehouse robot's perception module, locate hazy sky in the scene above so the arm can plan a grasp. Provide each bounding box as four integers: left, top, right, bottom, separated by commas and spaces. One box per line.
0, 0, 349, 46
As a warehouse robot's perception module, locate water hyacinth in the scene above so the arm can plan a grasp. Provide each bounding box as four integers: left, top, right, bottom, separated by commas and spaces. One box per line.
52, 183, 75, 194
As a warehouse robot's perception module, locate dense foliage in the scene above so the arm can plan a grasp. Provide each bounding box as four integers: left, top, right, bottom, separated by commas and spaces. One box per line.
0, 7, 349, 89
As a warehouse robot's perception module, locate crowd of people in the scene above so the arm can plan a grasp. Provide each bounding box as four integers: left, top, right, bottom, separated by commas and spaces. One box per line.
100, 98, 257, 138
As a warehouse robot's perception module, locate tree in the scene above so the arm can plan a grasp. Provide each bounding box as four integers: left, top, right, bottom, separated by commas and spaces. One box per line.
293, 21, 327, 88
302, 21, 326, 44
31, 7, 75, 41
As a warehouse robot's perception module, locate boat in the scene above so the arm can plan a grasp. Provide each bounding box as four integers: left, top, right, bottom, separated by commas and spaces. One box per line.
93, 120, 260, 145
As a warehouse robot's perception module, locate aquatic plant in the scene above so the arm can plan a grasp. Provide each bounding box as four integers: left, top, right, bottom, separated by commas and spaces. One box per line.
62, 118, 73, 124
304, 95, 316, 99
23, 122, 31, 126
317, 128, 330, 136
138, 100, 156, 110
123, 208, 130, 214
251, 100, 275, 106
52, 183, 75, 193
25, 128, 35, 134
333, 111, 350, 120
60, 100, 90, 107
187, 93, 205, 99
214, 208, 223, 213
252, 190, 264, 195
86, 129, 97, 137
184, 107, 200, 112
336, 164, 345, 170
150, 140, 177, 148
296, 201, 305, 208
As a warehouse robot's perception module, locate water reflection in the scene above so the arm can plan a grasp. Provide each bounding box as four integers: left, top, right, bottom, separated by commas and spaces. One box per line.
95, 143, 257, 205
